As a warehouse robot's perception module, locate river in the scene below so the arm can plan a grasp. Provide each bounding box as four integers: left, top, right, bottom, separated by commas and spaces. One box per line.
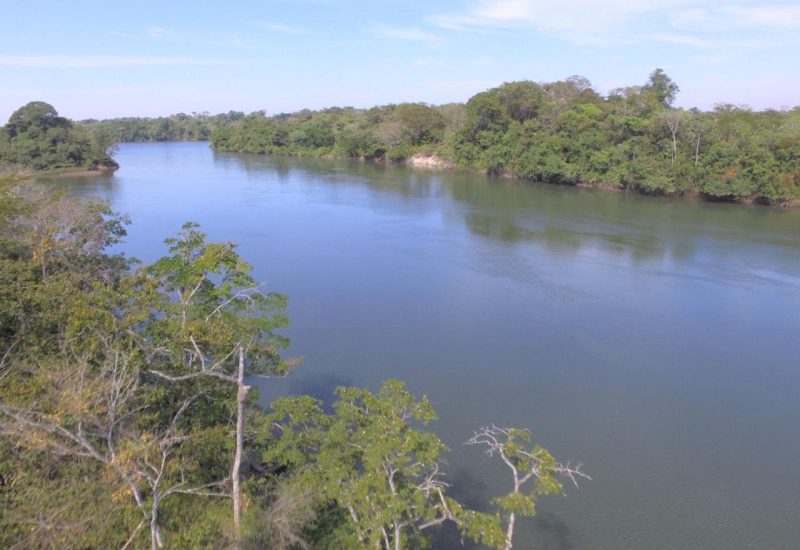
48, 141, 800, 549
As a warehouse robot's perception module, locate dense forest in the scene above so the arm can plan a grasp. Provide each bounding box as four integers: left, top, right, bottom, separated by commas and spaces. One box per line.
0, 173, 587, 549
0, 102, 116, 172
85, 111, 246, 143
210, 70, 800, 205
3, 69, 799, 205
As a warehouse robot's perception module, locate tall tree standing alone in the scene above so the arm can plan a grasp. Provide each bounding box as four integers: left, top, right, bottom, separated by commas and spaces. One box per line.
144, 222, 298, 544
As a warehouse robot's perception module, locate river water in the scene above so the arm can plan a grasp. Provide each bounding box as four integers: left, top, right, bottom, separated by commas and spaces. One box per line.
50, 142, 800, 549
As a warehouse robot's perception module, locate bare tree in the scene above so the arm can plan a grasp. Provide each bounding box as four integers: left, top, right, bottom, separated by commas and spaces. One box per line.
0, 330, 224, 549
147, 339, 293, 542
0, 336, 150, 544
118, 395, 229, 549
658, 110, 686, 172
466, 425, 590, 550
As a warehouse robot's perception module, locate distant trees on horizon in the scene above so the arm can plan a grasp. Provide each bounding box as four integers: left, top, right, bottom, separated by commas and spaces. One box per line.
2, 69, 799, 205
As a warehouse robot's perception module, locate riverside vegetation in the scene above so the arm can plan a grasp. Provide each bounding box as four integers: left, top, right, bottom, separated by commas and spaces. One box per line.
208, 70, 800, 206
0, 102, 116, 173
4, 69, 799, 205
0, 172, 589, 549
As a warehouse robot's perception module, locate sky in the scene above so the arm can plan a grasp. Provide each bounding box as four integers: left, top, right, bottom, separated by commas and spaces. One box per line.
1, 0, 799, 121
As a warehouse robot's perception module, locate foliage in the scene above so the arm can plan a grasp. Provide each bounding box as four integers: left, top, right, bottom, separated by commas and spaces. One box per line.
0, 101, 116, 171
262, 381, 506, 549
209, 71, 800, 205
85, 111, 245, 143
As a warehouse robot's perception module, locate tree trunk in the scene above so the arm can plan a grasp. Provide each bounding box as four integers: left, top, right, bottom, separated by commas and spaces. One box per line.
150, 493, 163, 550
232, 346, 249, 545
695, 133, 701, 168
504, 512, 515, 550
671, 133, 677, 171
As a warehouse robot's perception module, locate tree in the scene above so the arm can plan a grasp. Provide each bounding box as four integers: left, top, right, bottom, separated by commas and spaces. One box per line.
5, 101, 66, 138
394, 103, 446, 145
643, 68, 680, 109
265, 381, 506, 549
0, 101, 115, 171
143, 222, 298, 543
466, 426, 590, 550
657, 110, 686, 171
496, 81, 544, 123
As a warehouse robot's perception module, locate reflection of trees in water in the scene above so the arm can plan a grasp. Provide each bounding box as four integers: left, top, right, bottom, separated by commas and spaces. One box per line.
214, 150, 800, 267
450, 175, 800, 266
433, 469, 491, 550
453, 178, 688, 264
464, 208, 679, 264
220, 150, 449, 198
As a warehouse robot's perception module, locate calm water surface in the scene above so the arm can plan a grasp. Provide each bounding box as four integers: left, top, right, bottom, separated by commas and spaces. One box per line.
49, 142, 800, 549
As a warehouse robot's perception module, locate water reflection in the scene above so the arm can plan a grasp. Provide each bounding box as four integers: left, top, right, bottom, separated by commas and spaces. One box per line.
217, 151, 800, 279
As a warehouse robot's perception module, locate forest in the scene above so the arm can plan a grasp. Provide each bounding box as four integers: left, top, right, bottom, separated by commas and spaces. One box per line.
209, 70, 800, 205
0, 102, 116, 173
0, 171, 588, 549
85, 111, 246, 143
3, 69, 799, 205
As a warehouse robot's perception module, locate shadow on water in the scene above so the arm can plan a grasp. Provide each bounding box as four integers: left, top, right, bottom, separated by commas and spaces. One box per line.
434, 514, 575, 550
532, 513, 576, 550
434, 469, 575, 550
286, 372, 355, 412
446, 468, 490, 510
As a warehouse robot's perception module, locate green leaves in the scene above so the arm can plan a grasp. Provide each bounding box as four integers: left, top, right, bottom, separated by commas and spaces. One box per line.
265, 380, 504, 549
144, 222, 293, 379
1, 101, 114, 171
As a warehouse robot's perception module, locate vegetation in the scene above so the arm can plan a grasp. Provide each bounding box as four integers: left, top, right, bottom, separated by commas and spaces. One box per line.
210, 70, 800, 205
0, 176, 587, 549
84, 111, 246, 143
0, 101, 116, 172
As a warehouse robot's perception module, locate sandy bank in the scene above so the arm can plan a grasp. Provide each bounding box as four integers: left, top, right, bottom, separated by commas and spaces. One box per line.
405, 154, 454, 170
42, 164, 118, 178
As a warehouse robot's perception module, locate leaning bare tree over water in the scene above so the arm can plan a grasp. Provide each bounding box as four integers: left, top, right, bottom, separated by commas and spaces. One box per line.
466, 425, 591, 550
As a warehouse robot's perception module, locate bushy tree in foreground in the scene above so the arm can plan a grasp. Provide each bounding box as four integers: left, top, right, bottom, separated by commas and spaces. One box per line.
261, 381, 589, 549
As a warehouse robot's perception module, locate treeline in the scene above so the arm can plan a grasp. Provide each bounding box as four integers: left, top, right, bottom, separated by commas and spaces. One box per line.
85, 111, 246, 143
211, 70, 800, 205
0, 175, 586, 549
0, 101, 116, 172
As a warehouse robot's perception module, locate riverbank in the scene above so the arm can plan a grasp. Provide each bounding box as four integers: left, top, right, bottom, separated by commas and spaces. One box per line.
223, 147, 797, 208
39, 163, 118, 178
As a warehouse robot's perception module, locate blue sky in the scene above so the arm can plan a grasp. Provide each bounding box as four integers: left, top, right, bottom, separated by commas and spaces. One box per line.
1, 0, 799, 120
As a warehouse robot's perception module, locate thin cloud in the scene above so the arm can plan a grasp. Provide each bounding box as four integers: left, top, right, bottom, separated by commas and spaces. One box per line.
114, 27, 258, 49
147, 26, 169, 38
647, 32, 712, 48
412, 57, 445, 68
429, 0, 800, 44
673, 5, 800, 31
719, 5, 800, 28
0, 55, 257, 69
253, 22, 308, 35
370, 24, 439, 46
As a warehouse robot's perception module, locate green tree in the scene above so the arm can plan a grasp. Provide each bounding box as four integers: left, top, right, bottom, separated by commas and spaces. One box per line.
642, 68, 680, 109
466, 426, 590, 550
143, 222, 298, 543
264, 380, 506, 550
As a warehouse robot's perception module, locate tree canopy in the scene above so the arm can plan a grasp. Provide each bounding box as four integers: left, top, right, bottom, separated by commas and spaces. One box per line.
209, 70, 800, 206
0, 101, 116, 171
